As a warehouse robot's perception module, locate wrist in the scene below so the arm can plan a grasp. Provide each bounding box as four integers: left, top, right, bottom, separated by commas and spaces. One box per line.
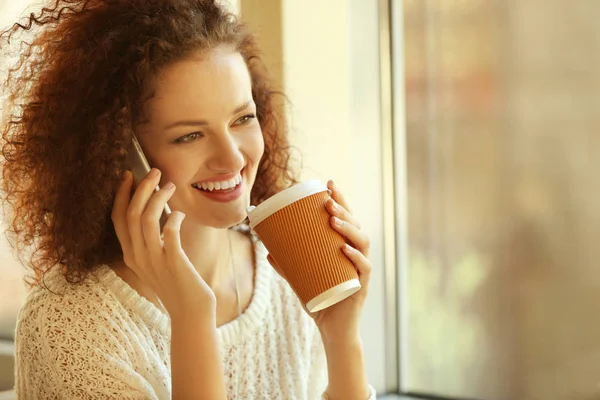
322, 334, 369, 400
170, 306, 217, 328
322, 332, 363, 359
319, 326, 361, 347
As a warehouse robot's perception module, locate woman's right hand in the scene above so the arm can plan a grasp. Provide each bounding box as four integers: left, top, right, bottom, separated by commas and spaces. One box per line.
111, 168, 216, 321
113, 168, 228, 399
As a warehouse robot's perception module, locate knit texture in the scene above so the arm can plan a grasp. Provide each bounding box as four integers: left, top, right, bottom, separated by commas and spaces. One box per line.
14, 239, 376, 399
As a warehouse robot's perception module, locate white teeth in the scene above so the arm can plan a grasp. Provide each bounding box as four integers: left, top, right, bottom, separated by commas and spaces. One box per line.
194, 173, 242, 192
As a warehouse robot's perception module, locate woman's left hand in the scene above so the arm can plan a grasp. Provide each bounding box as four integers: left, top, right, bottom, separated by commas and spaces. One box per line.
267, 179, 372, 341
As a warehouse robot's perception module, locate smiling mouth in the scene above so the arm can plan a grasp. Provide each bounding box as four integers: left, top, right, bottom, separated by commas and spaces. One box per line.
191, 169, 245, 193
192, 182, 240, 193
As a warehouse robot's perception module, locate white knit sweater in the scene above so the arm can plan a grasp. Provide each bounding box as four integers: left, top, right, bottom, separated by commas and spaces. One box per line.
14, 239, 376, 400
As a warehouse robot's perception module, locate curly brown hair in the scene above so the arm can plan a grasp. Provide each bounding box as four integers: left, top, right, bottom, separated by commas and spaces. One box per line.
0, 0, 298, 286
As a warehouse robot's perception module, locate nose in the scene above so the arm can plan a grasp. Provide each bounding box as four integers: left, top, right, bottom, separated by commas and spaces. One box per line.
206, 129, 245, 173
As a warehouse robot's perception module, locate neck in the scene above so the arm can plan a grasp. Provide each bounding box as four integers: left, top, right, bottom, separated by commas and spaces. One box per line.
178, 222, 233, 288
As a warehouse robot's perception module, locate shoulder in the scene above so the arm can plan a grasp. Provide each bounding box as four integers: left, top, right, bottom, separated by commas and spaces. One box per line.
14, 267, 169, 399
15, 265, 129, 354
17, 266, 114, 324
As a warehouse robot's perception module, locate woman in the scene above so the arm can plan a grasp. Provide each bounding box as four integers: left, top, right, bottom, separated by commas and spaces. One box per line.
0, 0, 376, 399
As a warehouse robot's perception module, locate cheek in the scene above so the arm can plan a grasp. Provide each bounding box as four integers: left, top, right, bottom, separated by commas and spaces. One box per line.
157, 155, 198, 186
247, 128, 265, 165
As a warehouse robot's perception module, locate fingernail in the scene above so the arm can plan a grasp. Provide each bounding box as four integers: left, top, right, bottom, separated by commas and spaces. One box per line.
327, 189, 333, 196
164, 182, 175, 190
122, 170, 130, 181
343, 243, 353, 252
334, 217, 344, 227
149, 168, 160, 178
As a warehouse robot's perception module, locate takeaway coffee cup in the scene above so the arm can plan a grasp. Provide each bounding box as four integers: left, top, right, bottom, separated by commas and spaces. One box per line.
247, 180, 361, 312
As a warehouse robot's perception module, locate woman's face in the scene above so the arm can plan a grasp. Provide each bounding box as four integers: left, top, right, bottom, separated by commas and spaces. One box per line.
135, 46, 264, 228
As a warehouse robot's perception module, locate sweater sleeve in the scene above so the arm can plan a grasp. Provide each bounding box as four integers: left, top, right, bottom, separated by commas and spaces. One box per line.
307, 324, 377, 400
14, 290, 165, 400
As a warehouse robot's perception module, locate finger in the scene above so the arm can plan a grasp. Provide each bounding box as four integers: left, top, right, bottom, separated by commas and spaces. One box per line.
162, 211, 187, 261
325, 199, 360, 230
266, 254, 287, 280
112, 170, 134, 260
266, 254, 279, 269
330, 216, 370, 255
142, 182, 176, 258
342, 244, 372, 290
327, 179, 352, 215
128, 168, 162, 257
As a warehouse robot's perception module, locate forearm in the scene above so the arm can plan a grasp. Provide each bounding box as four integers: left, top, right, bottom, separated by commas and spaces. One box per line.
170, 315, 226, 400
321, 333, 370, 400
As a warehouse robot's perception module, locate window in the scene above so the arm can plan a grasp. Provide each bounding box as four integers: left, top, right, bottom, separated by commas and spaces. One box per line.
397, 0, 600, 399
0, 231, 27, 340
0, 0, 30, 341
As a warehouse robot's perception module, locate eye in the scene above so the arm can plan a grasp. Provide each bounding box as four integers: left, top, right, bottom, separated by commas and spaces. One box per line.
235, 113, 257, 125
175, 132, 203, 143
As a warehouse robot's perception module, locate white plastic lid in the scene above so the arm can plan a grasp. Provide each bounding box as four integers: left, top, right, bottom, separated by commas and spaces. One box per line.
246, 180, 328, 229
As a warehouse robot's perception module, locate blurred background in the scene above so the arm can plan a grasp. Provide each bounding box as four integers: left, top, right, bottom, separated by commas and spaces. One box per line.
1, 0, 599, 399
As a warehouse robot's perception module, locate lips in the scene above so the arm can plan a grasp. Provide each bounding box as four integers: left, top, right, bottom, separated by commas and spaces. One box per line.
192, 180, 240, 193
192, 173, 243, 192
193, 178, 244, 203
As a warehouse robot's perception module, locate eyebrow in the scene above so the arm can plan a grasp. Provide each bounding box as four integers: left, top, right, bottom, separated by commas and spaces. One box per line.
162, 100, 254, 130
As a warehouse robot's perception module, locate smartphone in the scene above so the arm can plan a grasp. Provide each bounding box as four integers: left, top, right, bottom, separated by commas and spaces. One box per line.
126, 134, 172, 231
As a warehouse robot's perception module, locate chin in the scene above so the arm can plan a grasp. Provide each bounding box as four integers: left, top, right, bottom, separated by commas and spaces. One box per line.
199, 206, 250, 229
181, 183, 255, 229
212, 216, 248, 230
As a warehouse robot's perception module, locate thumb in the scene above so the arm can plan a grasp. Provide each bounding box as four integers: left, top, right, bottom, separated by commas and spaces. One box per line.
267, 254, 312, 315
267, 254, 287, 280
267, 254, 314, 316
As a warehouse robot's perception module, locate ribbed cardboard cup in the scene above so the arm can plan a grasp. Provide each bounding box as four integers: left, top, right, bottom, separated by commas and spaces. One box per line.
247, 180, 360, 312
